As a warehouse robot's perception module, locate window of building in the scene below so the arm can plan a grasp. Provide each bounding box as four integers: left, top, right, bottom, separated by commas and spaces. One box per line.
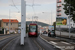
0, 20, 1, 27
11, 23, 12, 25
57, 0, 61, 3
6, 23, 8, 26
11, 28, 12, 30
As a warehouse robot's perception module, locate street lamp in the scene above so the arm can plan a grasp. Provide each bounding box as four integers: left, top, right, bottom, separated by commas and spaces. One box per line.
9, 9, 20, 34
34, 16, 38, 24
9, 4, 20, 34
42, 11, 53, 25
68, 0, 72, 38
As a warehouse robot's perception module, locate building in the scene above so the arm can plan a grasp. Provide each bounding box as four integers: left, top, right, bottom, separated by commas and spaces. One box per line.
0, 20, 1, 27
0, 19, 19, 30
56, 0, 75, 28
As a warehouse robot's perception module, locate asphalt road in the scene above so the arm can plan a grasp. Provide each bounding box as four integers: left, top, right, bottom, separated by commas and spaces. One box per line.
0, 34, 20, 50
1, 35, 60, 50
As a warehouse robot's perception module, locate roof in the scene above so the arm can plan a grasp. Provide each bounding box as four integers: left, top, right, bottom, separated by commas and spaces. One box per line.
30, 23, 37, 25
2, 19, 18, 23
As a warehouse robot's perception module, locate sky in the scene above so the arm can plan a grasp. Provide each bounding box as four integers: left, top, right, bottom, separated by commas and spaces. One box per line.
0, 0, 56, 25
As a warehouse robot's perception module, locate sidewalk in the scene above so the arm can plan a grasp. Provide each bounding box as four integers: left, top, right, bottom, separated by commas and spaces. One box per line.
0, 34, 5, 36
40, 35, 75, 50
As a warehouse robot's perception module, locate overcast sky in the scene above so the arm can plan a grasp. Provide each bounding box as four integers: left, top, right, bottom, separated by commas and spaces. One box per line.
0, 0, 56, 25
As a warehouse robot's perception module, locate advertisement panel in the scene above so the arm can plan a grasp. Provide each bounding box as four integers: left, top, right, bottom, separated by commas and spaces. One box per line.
48, 26, 54, 31
56, 17, 67, 25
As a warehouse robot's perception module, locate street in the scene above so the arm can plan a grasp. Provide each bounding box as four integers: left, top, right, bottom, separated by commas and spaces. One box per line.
0, 34, 59, 50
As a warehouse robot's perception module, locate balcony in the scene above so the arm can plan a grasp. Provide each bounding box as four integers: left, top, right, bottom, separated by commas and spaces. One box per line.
57, 4, 61, 7
57, 9, 61, 12
57, 0, 61, 3
57, 13, 61, 16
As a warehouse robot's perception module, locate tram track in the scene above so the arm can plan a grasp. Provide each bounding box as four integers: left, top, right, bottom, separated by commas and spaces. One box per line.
31, 37, 45, 50
0, 34, 20, 50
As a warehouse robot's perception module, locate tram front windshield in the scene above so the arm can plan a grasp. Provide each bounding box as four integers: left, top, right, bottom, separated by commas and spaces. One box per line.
30, 25, 36, 32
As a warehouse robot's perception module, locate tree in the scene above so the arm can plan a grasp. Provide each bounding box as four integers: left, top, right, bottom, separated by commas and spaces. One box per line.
26, 24, 28, 33
53, 22, 56, 31
63, 0, 75, 21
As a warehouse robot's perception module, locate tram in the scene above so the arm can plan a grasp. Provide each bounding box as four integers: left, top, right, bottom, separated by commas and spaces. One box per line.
28, 23, 38, 37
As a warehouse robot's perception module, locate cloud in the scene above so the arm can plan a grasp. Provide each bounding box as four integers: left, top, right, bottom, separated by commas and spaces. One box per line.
0, 15, 9, 19
26, 0, 56, 4
0, 0, 56, 6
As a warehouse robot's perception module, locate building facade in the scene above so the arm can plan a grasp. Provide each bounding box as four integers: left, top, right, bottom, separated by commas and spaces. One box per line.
0, 20, 1, 27
56, 0, 75, 28
1, 19, 19, 30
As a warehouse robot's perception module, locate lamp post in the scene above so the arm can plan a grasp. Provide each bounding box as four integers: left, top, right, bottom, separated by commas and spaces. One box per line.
34, 16, 38, 24
42, 11, 53, 25
9, 9, 10, 34
68, 0, 71, 38
9, 9, 20, 34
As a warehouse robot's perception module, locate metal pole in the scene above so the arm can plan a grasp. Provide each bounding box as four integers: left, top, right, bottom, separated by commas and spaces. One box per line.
59, 25, 61, 41
51, 11, 52, 25
32, 16, 33, 23
21, 0, 26, 45
69, 4, 71, 38
9, 9, 10, 34
25, 1, 26, 37
24, 1, 26, 37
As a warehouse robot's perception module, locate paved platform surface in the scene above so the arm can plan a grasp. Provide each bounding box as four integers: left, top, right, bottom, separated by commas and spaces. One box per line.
40, 35, 75, 50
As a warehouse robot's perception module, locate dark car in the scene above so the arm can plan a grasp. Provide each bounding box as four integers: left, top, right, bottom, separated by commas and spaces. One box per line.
43, 31, 47, 34
48, 31, 56, 37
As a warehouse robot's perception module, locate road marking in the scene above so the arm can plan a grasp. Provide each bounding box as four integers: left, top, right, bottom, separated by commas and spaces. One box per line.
2, 35, 19, 50
40, 35, 65, 50
50, 41, 57, 45
61, 41, 70, 45
0, 34, 19, 41
32, 38, 44, 50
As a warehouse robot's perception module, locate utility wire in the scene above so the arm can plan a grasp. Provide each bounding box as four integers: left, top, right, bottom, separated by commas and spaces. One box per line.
12, 0, 19, 11
32, 0, 36, 15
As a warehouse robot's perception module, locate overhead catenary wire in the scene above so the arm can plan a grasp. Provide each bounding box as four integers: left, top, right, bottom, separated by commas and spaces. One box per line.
12, 0, 20, 11
32, 0, 36, 15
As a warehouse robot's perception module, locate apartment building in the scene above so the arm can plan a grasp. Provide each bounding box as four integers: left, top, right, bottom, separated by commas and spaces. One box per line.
56, 0, 75, 28
1, 19, 19, 30
0, 20, 1, 27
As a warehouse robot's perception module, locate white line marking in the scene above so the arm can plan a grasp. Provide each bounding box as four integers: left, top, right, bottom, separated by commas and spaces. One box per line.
50, 41, 57, 45
2, 36, 19, 50
39, 35, 64, 50
61, 42, 70, 45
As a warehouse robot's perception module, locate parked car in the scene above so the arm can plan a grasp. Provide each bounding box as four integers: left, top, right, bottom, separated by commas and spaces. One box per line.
43, 31, 47, 34
48, 31, 56, 37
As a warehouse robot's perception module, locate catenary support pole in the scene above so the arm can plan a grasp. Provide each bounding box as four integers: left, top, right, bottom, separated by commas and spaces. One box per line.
21, 0, 26, 45
69, 4, 71, 38
32, 16, 33, 23
24, 1, 26, 37
9, 9, 10, 34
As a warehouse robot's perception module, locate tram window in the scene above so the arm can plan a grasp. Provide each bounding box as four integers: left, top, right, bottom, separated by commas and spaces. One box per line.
30, 25, 36, 32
